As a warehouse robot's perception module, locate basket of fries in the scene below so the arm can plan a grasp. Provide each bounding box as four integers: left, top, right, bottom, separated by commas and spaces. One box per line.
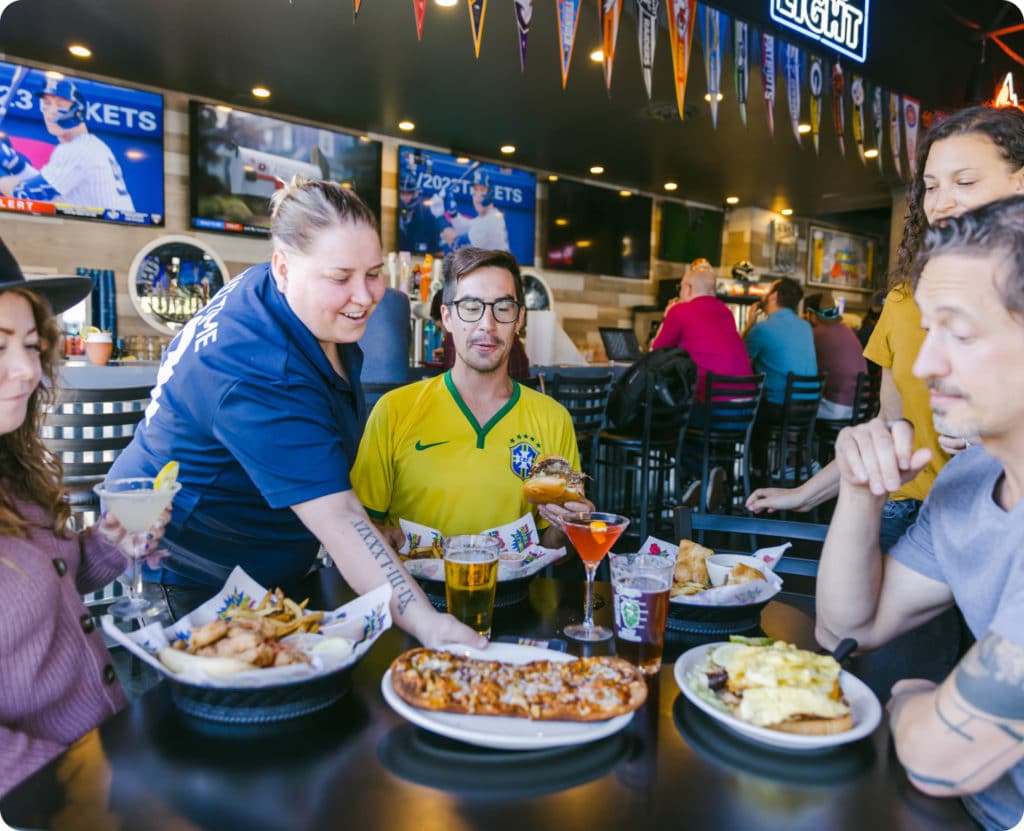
102, 567, 393, 723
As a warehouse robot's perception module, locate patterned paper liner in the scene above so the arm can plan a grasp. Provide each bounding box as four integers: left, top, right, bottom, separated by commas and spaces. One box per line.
635, 537, 789, 607
101, 566, 393, 688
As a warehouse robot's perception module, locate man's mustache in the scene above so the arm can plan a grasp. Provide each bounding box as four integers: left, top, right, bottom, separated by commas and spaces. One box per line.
927, 379, 969, 399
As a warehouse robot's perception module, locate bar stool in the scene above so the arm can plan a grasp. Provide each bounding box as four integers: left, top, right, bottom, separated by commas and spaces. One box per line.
678, 372, 765, 513
758, 372, 827, 489
549, 371, 613, 472
815, 369, 882, 465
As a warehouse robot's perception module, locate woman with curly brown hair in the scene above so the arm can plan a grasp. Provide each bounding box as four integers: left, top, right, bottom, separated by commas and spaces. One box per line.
0, 239, 167, 798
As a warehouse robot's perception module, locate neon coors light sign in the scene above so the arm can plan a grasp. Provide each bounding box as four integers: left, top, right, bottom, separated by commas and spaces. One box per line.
770, 0, 869, 63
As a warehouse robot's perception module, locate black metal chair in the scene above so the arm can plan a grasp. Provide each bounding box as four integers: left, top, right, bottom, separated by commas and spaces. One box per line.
549, 371, 613, 471
41, 385, 152, 529
815, 369, 882, 465
594, 373, 691, 543
758, 372, 827, 489
678, 372, 765, 513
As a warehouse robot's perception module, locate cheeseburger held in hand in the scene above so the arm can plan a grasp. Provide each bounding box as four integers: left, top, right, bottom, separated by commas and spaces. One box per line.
522, 455, 586, 506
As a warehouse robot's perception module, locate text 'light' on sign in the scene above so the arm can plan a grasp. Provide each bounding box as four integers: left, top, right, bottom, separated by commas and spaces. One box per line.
769, 0, 869, 63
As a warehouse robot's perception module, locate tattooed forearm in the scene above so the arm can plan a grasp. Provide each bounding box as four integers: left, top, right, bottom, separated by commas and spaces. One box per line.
352, 518, 418, 616
955, 632, 1024, 720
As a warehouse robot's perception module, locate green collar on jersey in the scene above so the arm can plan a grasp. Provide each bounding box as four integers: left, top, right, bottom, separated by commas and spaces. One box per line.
443, 371, 521, 449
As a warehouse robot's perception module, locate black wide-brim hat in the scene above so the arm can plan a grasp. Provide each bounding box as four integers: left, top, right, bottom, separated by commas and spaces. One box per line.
0, 238, 93, 315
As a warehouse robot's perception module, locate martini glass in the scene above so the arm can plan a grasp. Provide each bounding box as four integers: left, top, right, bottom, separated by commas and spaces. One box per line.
94, 477, 180, 620
561, 512, 629, 642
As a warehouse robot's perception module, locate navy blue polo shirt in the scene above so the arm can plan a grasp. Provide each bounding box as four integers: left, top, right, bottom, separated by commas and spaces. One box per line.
109, 262, 366, 588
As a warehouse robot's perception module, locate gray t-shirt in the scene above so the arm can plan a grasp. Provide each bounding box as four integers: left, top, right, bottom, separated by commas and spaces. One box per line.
891, 445, 1024, 830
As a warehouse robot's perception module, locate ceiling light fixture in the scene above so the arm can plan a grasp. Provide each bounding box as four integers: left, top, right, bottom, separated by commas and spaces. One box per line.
703, 92, 724, 102
864, 148, 880, 159
251, 86, 271, 99
68, 44, 92, 58
358, 135, 371, 143
548, 174, 559, 182
590, 49, 603, 62
500, 144, 516, 154
797, 123, 812, 134
44, 71, 64, 81
619, 190, 632, 197
589, 165, 604, 174
663, 181, 678, 191
555, 218, 569, 226
455, 156, 470, 164
435, 0, 457, 6
725, 196, 739, 205
398, 120, 415, 131
781, 208, 794, 216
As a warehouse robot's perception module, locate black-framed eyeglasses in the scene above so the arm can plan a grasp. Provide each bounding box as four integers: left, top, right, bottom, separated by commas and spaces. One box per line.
449, 297, 522, 323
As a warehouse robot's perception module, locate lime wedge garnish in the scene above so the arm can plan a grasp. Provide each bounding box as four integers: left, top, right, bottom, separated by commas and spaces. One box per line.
154, 460, 179, 491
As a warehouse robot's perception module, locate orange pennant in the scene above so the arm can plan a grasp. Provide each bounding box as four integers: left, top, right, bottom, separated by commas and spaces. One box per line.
666, 0, 697, 119
354, 0, 362, 21
600, 0, 622, 92
469, 0, 487, 58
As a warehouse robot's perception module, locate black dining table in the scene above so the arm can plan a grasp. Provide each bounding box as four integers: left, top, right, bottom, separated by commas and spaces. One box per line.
2, 571, 976, 831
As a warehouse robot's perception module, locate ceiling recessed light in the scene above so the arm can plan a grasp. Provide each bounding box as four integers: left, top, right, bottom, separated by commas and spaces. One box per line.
398, 120, 415, 132
455, 156, 470, 164
500, 144, 516, 155
703, 92, 725, 102
435, 0, 457, 6
589, 165, 605, 175
251, 86, 271, 99
44, 71, 64, 81
359, 135, 371, 143
797, 123, 812, 134
215, 105, 233, 113
781, 208, 794, 216
68, 44, 92, 58
590, 49, 603, 62
725, 196, 740, 205
619, 190, 632, 197
548, 174, 559, 182
577, 240, 593, 248
663, 181, 678, 191
864, 148, 880, 159
555, 218, 569, 226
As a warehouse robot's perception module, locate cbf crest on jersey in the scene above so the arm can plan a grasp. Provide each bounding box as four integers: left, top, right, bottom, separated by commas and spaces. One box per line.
509, 433, 540, 479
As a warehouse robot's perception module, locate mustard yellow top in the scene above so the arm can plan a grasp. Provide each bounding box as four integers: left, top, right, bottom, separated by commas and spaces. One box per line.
862, 285, 949, 502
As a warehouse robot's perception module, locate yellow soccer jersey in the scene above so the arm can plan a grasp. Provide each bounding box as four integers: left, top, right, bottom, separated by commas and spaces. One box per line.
351, 372, 582, 536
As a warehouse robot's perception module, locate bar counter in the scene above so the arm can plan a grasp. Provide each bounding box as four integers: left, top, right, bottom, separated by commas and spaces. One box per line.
2, 572, 974, 831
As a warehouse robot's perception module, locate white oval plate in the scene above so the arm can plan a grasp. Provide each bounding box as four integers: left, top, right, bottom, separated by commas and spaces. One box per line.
381, 643, 636, 750
673, 643, 882, 751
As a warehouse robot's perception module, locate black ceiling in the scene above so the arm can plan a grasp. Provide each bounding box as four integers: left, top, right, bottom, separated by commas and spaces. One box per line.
1, 0, 1022, 217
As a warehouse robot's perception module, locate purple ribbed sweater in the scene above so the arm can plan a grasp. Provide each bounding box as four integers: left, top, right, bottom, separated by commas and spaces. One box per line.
0, 497, 128, 798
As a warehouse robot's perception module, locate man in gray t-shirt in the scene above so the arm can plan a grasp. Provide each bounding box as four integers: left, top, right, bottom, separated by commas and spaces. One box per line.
816, 197, 1024, 831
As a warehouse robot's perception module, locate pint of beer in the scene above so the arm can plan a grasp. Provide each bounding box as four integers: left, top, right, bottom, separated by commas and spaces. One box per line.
444, 534, 500, 638
610, 554, 673, 675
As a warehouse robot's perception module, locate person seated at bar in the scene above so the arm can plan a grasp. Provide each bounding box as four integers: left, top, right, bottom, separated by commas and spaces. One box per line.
0, 239, 168, 797
817, 197, 1024, 831
803, 289, 868, 421
107, 177, 484, 649
351, 247, 592, 548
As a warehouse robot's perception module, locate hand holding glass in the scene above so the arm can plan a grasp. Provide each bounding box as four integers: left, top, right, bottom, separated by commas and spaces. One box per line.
94, 477, 180, 619
561, 512, 629, 642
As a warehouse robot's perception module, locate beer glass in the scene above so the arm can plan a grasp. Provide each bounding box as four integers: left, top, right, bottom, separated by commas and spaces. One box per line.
609, 553, 673, 674
443, 534, 500, 638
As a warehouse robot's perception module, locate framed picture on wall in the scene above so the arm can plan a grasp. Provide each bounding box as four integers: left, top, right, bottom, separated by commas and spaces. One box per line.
808, 225, 877, 293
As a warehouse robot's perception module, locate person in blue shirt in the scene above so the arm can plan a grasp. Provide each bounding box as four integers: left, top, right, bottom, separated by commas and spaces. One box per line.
109, 176, 484, 650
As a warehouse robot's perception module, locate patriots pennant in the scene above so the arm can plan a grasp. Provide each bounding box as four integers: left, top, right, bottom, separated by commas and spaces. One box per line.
872, 85, 884, 173
809, 55, 823, 154
667, 0, 697, 119
785, 42, 802, 144
890, 93, 903, 179
556, 0, 582, 88
699, 4, 723, 128
469, 0, 487, 58
413, 0, 427, 40
851, 75, 865, 163
601, 0, 623, 92
832, 60, 845, 157
734, 19, 749, 126
904, 96, 920, 176
513, 0, 532, 72
636, 0, 659, 100
761, 33, 776, 136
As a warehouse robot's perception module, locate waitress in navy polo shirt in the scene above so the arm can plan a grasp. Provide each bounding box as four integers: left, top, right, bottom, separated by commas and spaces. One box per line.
109, 177, 484, 649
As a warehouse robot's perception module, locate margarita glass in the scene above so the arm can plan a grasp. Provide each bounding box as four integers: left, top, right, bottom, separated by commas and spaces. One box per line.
561, 512, 629, 642
94, 477, 180, 619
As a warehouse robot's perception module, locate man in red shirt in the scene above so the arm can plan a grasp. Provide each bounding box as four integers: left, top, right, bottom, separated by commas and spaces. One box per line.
804, 290, 867, 420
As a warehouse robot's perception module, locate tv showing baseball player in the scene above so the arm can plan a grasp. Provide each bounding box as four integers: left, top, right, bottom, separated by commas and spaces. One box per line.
0, 60, 164, 225
189, 101, 382, 236
397, 146, 537, 265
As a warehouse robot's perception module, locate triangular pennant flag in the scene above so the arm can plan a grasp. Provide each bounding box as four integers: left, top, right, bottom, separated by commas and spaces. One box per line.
809, 55, 823, 154
904, 96, 920, 176
734, 19, 749, 126
890, 92, 903, 179
699, 4, 724, 128
785, 42, 802, 144
600, 0, 623, 91
413, 0, 427, 40
354, 0, 362, 21
666, 0, 696, 118
556, 0, 582, 89
851, 75, 866, 162
761, 33, 776, 136
636, 0, 659, 100
469, 0, 487, 59
872, 85, 885, 173
832, 60, 845, 157
514, 0, 532, 72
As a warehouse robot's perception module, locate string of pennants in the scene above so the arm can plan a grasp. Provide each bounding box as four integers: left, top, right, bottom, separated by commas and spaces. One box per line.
353, 0, 938, 180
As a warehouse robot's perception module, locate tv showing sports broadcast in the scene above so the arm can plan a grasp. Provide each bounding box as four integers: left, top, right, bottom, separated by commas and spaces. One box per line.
397, 146, 537, 265
190, 102, 382, 236
0, 61, 164, 225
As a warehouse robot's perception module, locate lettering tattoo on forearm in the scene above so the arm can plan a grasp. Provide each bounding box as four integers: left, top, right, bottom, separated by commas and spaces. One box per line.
352, 518, 417, 615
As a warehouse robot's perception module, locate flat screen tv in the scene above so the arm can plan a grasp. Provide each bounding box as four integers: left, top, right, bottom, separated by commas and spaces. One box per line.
190, 101, 382, 236
545, 179, 652, 279
658, 202, 725, 265
0, 61, 164, 225
397, 146, 536, 265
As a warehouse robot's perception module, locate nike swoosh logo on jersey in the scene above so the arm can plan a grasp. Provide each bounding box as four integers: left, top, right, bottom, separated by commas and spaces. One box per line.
415, 440, 450, 451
